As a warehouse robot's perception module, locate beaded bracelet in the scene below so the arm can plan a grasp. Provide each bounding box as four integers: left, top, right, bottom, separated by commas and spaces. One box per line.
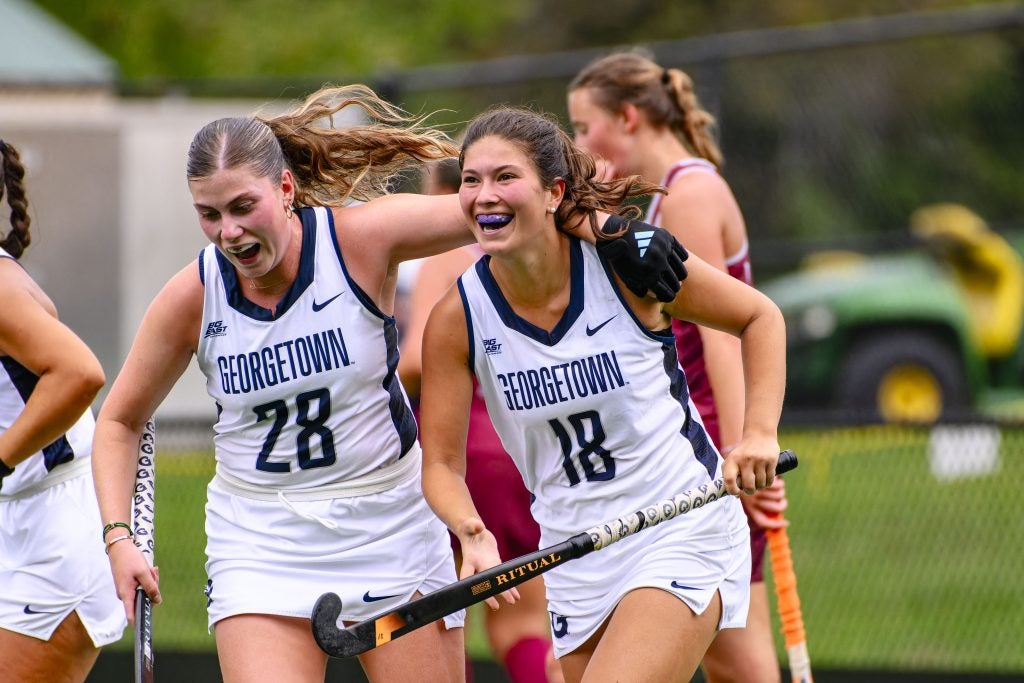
104, 535, 134, 555
102, 521, 133, 540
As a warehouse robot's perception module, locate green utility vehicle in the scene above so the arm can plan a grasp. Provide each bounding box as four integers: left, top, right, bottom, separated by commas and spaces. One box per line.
761, 204, 1024, 422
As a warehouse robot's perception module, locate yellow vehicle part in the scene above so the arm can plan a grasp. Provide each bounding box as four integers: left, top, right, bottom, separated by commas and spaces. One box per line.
876, 364, 943, 423
910, 203, 1024, 358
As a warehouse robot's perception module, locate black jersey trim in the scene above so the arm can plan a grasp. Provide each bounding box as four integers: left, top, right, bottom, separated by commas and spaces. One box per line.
327, 207, 394, 323
475, 237, 584, 347
325, 207, 413, 454
656, 311, 717, 479
457, 275, 476, 371
0, 357, 75, 471
215, 207, 317, 321
383, 316, 418, 457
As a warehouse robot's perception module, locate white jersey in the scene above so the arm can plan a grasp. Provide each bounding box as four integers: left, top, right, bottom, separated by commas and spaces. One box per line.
0, 248, 96, 498
459, 238, 740, 546
196, 206, 418, 489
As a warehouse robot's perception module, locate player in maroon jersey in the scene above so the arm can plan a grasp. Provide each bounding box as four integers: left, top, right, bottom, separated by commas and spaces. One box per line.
570, 51, 790, 683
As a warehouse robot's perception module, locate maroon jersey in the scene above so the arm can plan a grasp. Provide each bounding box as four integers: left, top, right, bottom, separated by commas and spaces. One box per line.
647, 159, 753, 449
648, 160, 766, 580
466, 381, 507, 461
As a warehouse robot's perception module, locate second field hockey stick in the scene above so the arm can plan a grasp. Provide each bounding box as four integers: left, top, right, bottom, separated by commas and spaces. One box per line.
768, 519, 813, 683
132, 419, 156, 683
312, 449, 798, 658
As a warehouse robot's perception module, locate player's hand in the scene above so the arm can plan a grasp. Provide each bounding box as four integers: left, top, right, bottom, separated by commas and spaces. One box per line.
721, 437, 781, 496
740, 477, 789, 529
455, 516, 520, 610
597, 216, 688, 302
108, 540, 162, 624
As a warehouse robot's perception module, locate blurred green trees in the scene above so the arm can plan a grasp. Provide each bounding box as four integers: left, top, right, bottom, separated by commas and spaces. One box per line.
31, 0, 1005, 82
30, 0, 1024, 246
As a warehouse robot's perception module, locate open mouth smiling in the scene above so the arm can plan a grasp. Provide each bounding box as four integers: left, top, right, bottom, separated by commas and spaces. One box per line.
476, 214, 513, 232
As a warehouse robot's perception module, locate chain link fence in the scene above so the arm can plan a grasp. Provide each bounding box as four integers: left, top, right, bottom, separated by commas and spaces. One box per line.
106, 415, 1022, 676
376, 5, 1024, 276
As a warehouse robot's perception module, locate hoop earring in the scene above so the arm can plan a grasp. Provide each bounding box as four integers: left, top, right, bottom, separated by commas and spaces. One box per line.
285, 205, 294, 219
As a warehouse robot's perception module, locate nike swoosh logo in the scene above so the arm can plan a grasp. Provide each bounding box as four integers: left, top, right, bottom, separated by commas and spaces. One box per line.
23, 605, 57, 615
670, 581, 700, 591
586, 315, 617, 336
312, 292, 343, 312
362, 591, 400, 603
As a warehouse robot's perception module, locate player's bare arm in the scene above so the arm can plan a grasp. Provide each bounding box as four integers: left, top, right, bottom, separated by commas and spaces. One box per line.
397, 247, 477, 397
660, 174, 750, 469
0, 261, 104, 467
420, 288, 518, 609
94, 265, 202, 616
665, 255, 786, 496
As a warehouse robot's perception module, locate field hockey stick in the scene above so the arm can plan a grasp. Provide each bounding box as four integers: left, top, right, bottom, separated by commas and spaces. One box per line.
132, 419, 156, 683
767, 519, 813, 683
312, 449, 798, 658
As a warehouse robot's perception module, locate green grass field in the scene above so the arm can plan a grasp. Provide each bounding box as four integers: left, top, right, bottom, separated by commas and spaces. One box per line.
107, 425, 1024, 673
773, 426, 1023, 672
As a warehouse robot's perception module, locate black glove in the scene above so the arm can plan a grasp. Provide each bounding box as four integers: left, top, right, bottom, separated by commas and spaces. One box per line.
0, 458, 13, 493
597, 215, 688, 302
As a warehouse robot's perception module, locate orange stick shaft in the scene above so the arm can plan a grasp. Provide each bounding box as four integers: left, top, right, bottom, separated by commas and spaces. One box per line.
767, 521, 813, 683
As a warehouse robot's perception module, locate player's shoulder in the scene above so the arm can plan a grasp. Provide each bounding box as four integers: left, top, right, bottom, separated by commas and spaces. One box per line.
328, 197, 413, 260
662, 169, 737, 214
0, 253, 28, 285
0, 257, 58, 321
154, 262, 205, 317
422, 280, 471, 359
432, 276, 469, 319
665, 165, 730, 196
0, 255, 28, 288
430, 274, 473, 333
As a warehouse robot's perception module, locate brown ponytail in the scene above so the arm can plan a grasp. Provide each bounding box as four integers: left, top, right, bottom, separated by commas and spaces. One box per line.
0, 140, 31, 259
661, 67, 723, 169
259, 85, 458, 206
570, 51, 723, 170
187, 84, 459, 207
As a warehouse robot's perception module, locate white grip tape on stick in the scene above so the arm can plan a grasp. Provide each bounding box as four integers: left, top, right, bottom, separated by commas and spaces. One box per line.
586, 479, 724, 551
133, 419, 156, 565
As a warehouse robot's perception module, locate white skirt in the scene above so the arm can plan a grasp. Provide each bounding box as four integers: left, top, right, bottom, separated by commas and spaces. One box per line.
0, 467, 126, 646
204, 454, 464, 631
545, 495, 750, 657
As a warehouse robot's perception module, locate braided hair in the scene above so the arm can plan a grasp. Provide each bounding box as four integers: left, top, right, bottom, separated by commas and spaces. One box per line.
0, 140, 31, 259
